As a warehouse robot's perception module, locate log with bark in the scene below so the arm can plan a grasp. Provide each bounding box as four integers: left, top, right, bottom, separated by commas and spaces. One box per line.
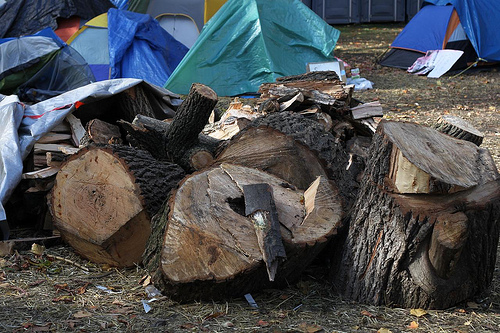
331, 120, 500, 309
119, 114, 221, 171
217, 112, 358, 208
120, 83, 218, 171
143, 163, 343, 301
49, 145, 185, 267
433, 114, 484, 146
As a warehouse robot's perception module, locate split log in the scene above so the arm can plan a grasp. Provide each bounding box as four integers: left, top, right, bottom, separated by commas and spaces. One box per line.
49, 145, 185, 267
331, 120, 500, 309
433, 115, 484, 146
143, 163, 342, 301
217, 112, 358, 208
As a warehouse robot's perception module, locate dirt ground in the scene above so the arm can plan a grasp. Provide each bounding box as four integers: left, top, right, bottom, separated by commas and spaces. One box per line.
1, 24, 499, 333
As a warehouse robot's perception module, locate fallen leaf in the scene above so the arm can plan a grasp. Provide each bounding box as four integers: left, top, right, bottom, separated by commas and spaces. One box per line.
28, 279, 46, 287
73, 310, 92, 318
180, 323, 196, 329
410, 308, 427, 317
30, 243, 45, 256
75, 283, 89, 295
377, 328, 392, 333
53, 283, 69, 291
298, 322, 324, 332
361, 310, 376, 318
408, 321, 419, 329
257, 319, 270, 327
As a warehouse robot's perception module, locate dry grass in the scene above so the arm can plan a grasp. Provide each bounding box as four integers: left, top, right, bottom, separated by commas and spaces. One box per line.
1, 23, 499, 332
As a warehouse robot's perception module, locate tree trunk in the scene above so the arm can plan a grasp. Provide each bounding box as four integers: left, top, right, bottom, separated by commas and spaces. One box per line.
143, 163, 342, 302
49, 145, 185, 267
331, 120, 500, 309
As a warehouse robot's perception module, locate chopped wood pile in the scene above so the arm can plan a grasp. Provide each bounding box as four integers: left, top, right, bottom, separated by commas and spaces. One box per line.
4, 71, 500, 309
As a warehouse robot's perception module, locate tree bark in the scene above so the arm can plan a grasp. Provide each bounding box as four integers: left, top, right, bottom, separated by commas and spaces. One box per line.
165, 83, 218, 161
433, 115, 484, 146
49, 145, 185, 267
218, 112, 358, 208
143, 163, 342, 301
331, 120, 500, 309
119, 114, 222, 171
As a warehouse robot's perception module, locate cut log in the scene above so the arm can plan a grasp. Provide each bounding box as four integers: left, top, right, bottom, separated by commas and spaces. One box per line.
120, 113, 222, 171
331, 120, 500, 309
381, 121, 497, 194
81, 118, 123, 145
433, 115, 484, 146
217, 112, 357, 208
350, 101, 383, 120
143, 164, 343, 301
165, 83, 218, 161
49, 145, 185, 267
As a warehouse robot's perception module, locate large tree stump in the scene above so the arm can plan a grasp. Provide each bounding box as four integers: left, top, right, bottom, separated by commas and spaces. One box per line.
143, 163, 343, 301
331, 120, 500, 309
49, 145, 185, 267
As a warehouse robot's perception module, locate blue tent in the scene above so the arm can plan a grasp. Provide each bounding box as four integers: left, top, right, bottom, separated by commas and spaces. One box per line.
380, 0, 499, 69
69, 9, 189, 87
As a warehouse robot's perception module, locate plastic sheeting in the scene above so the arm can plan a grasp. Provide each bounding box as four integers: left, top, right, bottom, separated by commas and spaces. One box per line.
0, 0, 115, 38
0, 79, 182, 238
108, 9, 189, 87
424, 0, 500, 62
165, 0, 340, 96
0, 28, 95, 103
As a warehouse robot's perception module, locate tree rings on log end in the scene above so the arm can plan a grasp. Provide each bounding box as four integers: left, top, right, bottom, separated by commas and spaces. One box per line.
50, 145, 184, 267
154, 163, 342, 300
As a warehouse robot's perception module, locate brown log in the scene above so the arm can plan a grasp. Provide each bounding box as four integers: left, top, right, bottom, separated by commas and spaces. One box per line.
165, 83, 218, 161
331, 120, 500, 309
49, 145, 185, 267
217, 112, 358, 208
84, 119, 123, 145
119, 113, 222, 171
143, 164, 342, 301
433, 115, 484, 146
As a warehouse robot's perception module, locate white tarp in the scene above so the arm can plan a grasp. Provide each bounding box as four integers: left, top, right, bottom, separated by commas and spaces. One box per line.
0, 78, 182, 237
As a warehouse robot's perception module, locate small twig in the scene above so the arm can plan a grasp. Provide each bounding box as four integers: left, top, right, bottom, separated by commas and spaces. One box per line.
46, 254, 90, 272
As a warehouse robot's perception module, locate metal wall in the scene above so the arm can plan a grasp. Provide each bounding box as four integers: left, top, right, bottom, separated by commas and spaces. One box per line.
405, 0, 425, 20
309, 0, 417, 24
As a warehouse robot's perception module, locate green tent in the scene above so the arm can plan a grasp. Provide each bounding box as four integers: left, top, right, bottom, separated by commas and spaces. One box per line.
165, 0, 340, 96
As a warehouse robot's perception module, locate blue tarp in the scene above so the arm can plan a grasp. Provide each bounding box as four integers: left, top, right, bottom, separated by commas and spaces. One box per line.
107, 9, 189, 87
424, 0, 500, 62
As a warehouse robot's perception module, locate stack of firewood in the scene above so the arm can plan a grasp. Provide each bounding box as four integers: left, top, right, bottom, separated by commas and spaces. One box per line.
7, 71, 499, 309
